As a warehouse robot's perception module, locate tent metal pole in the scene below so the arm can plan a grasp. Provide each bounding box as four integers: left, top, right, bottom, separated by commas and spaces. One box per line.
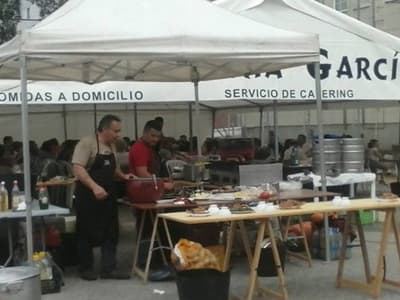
134, 104, 138, 140
273, 100, 279, 160
93, 104, 98, 132
211, 109, 216, 138
259, 107, 264, 144
19, 53, 33, 265
62, 104, 68, 140
188, 103, 193, 152
315, 62, 330, 262
192, 67, 201, 156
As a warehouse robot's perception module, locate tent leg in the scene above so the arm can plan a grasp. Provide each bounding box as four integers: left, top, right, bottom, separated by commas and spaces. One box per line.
20, 54, 33, 265
134, 103, 138, 140
192, 67, 201, 156
194, 81, 201, 156
315, 62, 329, 262
273, 100, 279, 161
211, 109, 216, 138
188, 103, 193, 152
62, 104, 68, 140
259, 107, 264, 145
93, 104, 98, 132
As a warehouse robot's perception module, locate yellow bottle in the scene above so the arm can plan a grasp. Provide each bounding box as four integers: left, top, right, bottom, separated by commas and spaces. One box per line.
0, 181, 9, 211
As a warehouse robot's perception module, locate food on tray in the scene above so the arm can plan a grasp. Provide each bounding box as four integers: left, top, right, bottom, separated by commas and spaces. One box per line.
191, 192, 211, 200
174, 197, 191, 205
171, 239, 221, 271
230, 203, 253, 213
190, 207, 208, 215
258, 191, 271, 200
381, 192, 398, 199
279, 199, 304, 209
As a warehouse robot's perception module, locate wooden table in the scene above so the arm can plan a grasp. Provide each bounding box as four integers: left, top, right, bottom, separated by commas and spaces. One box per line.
128, 189, 337, 282
159, 199, 400, 300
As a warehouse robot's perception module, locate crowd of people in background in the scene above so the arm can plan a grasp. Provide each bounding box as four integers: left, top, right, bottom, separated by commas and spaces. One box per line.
0, 122, 393, 198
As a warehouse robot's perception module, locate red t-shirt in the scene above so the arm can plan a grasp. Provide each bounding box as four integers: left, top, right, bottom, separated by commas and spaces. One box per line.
129, 139, 156, 175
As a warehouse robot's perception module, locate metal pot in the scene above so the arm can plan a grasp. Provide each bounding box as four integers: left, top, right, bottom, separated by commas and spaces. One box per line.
0, 266, 41, 300
183, 164, 203, 182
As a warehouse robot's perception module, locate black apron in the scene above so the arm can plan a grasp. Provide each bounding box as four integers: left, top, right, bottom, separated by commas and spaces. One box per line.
75, 139, 118, 246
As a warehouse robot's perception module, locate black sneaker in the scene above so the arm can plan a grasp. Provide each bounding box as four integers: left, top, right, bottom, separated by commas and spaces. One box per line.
80, 270, 98, 281
100, 270, 131, 280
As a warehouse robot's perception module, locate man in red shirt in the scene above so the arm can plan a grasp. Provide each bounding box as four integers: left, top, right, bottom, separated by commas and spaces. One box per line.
129, 119, 174, 188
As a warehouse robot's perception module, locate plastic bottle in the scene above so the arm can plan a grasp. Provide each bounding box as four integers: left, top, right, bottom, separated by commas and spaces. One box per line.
33, 252, 46, 280
39, 252, 53, 280
38, 186, 49, 210
0, 181, 9, 211
11, 180, 22, 210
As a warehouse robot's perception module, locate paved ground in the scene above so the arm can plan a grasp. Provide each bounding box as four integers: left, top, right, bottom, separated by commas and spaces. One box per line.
44, 210, 400, 299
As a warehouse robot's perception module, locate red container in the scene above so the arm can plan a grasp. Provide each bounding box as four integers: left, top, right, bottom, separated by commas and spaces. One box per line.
126, 178, 164, 203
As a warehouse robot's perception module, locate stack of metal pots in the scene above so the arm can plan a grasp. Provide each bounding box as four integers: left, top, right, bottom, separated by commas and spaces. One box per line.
312, 138, 364, 175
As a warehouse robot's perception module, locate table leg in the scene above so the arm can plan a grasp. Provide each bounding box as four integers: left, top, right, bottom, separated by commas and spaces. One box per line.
132, 209, 146, 276
149, 212, 168, 265
143, 214, 161, 283
336, 212, 352, 287
337, 209, 394, 297
298, 216, 312, 267
370, 209, 393, 297
383, 211, 400, 288
267, 219, 288, 300
246, 220, 266, 300
238, 221, 253, 268
355, 211, 372, 283
223, 221, 236, 272
161, 218, 173, 249
3, 219, 14, 266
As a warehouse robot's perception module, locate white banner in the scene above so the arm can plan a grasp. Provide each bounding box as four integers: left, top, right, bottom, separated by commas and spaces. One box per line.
1, 42, 399, 105
200, 42, 400, 102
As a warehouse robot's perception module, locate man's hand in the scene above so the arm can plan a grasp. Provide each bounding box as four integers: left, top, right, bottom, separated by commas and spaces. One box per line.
123, 173, 136, 180
92, 185, 108, 200
163, 181, 175, 191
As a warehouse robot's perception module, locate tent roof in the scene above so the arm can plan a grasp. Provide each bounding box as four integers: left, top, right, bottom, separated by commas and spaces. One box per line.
216, 0, 400, 51
0, 0, 319, 82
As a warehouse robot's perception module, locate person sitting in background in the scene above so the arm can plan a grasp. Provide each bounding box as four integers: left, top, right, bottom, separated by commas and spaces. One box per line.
0, 144, 14, 175
40, 138, 60, 160
282, 140, 304, 164
177, 134, 190, 152
367, 139, 389, 174
201, 138, 220, 161
297, 134, 312, 159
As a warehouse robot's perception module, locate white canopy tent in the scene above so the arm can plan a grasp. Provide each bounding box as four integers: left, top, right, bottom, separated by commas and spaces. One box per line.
0, 0, 321, 262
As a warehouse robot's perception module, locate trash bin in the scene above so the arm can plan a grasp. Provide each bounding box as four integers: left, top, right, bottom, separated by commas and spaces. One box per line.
176, 269, 230, 300
257, 239, 286, 277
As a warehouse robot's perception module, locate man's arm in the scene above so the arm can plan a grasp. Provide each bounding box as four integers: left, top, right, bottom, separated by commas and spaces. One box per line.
135, 166, 152, 178
115, 167, 135, 180
73, 164, 108, 200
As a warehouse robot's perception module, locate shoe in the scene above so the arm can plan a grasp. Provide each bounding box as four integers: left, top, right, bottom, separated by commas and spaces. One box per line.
100, 270, 131, 280
80, 270, 98, 281
148, 266, 175, 282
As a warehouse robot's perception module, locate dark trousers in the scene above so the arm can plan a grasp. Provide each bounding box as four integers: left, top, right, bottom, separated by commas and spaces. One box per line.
77, 236, 117, 273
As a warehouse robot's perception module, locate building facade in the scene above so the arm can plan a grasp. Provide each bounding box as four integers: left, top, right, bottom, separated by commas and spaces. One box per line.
317, 0, 400, 37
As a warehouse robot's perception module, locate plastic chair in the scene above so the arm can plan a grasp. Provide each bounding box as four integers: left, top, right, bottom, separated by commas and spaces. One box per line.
165, 160, 187, 178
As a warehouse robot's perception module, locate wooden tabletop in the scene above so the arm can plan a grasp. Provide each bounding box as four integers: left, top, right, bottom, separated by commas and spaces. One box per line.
159, 198, 400, 225
126, 189, 337, 211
